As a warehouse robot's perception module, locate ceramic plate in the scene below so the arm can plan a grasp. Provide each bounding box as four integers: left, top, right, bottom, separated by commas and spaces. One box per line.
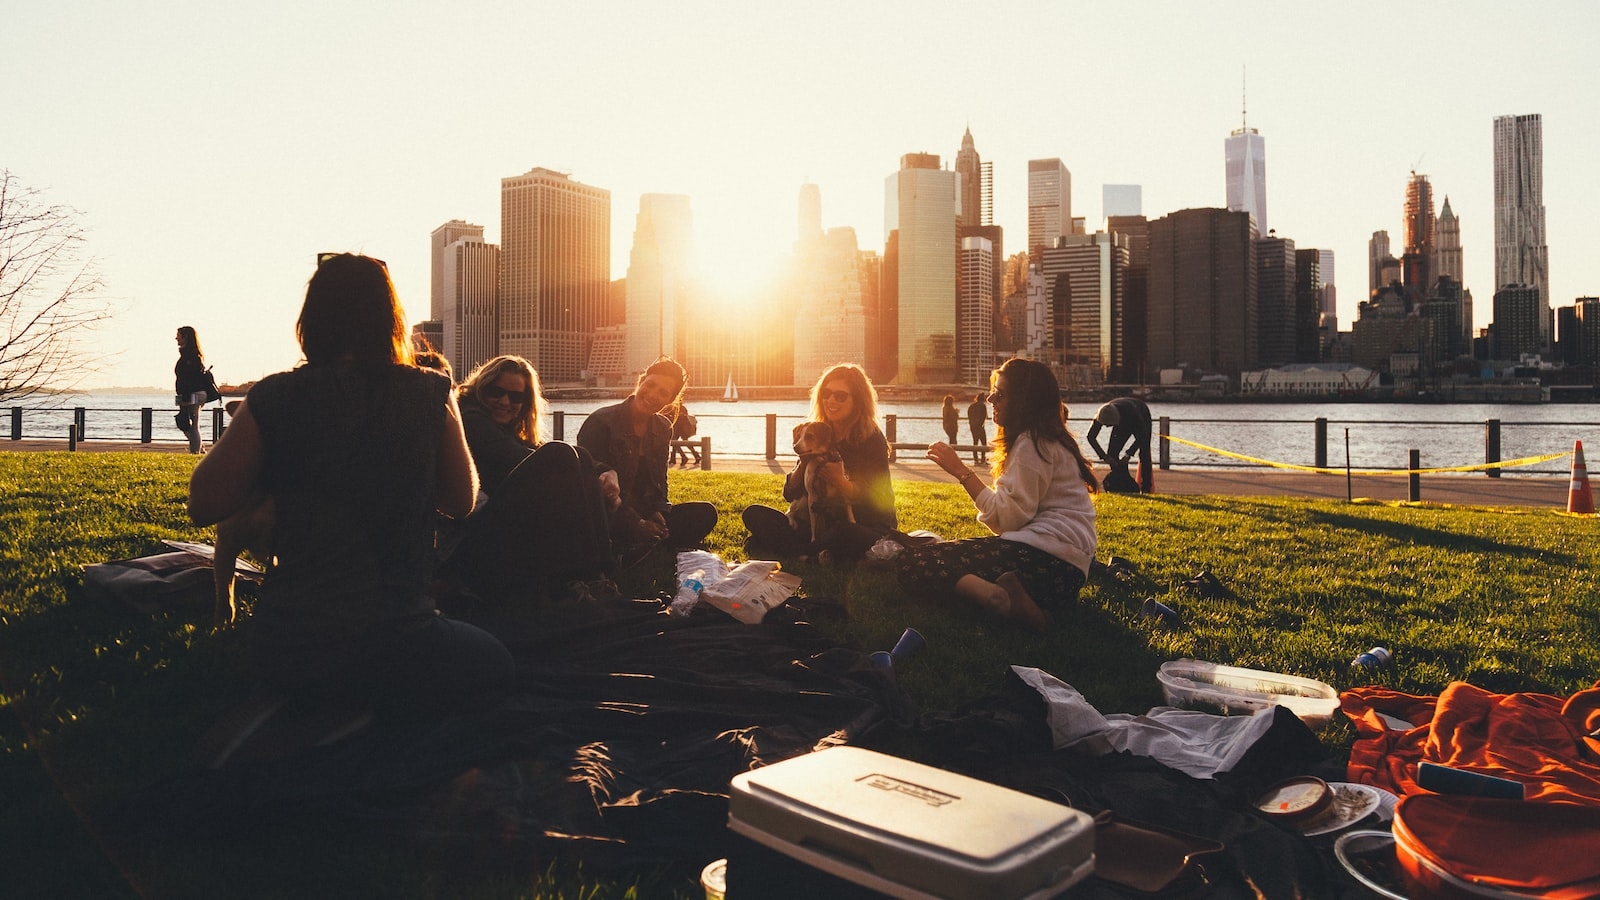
1299, 782, 1384, 836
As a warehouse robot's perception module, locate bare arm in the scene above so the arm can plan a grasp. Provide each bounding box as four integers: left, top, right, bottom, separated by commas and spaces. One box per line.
188, 399, 264, 525
928, 441, 986, 501
435, 394, 478, 520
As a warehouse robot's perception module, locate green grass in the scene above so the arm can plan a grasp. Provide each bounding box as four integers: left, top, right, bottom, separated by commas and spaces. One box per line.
3, 452, 1598, 897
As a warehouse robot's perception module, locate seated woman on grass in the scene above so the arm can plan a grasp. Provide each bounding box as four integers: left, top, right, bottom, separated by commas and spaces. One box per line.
742, 363, 898, 564
188, 253, 513, 725
895, 357, 1098, 629
436, 354, 619, 604
577, 357, 717, 555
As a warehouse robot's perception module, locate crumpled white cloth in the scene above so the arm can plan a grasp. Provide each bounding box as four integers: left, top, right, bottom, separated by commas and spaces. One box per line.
1011, 665, 1280, 779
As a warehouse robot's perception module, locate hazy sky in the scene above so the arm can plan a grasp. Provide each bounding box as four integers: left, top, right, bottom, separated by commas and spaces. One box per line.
6, 1, 1597, 389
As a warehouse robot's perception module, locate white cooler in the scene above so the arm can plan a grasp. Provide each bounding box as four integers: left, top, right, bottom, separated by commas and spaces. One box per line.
726, 746, 1095, 900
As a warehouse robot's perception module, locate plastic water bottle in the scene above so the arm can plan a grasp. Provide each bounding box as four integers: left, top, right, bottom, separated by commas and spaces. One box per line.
1351, 646, 1391, 669
670, 573, 704, 616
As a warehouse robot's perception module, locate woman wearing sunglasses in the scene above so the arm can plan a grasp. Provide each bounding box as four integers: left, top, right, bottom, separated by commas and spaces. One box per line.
895, 357, 1098, 630
437, 355, 618, 603
742, 363, 898, 563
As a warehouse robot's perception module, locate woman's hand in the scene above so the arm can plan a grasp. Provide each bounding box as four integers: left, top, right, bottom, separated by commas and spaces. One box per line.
926, 441, 967, 479
598, 470, 621, 510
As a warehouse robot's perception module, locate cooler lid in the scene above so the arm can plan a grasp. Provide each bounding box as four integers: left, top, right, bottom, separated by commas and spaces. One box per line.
730, 746, 1091, 865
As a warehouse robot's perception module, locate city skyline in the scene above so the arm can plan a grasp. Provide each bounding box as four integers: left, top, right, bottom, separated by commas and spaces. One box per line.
5, 1, 1597, 388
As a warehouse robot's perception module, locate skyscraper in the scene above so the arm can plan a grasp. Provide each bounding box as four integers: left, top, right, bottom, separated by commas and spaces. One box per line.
499, 167, 610, 382
1434, 196, 1462, 284
1027, 158, 1071, 258
1102, 185, 1142, 219
1147, 208, 1257, 376
955, 128, 982, 229
1403, 172, 1435, 297
430, 219, 485, 323
1041, 232, 1129, 378
886, 153, 957, 383
956, 236, 994, 385
1369, 231, 1392, 296
1317, 248, 1337, 341
1493, 113, 1550, 346
1225, 101, 1267, 235
1492, 284, 1542, 360
1256, 235, 1297, 367
793, 227, 868, 384
624, 193, 694, 377
798, 182, 822, 242
1107, 216, 1150, 382
439, 237, 500, 379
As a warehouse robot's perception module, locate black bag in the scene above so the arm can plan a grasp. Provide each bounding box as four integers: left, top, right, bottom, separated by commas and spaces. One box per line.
203, 368, 222, 404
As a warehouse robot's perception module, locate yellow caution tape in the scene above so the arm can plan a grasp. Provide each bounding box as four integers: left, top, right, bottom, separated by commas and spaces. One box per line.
1160, 434, 1571, 476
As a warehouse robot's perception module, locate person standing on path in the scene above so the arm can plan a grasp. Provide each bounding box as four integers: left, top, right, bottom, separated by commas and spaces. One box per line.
941, 394, 960, 445
966, 391, 988, 464
1086, 396, 1154, 493
174, 326, 210, 454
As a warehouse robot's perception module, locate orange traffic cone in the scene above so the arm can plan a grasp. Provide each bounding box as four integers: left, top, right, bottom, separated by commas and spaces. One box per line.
1568, 440, 1595, 514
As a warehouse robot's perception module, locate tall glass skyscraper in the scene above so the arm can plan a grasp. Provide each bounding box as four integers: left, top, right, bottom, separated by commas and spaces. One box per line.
1027, 158, 1071, 257
886, 153, 957, 383
1225, 115, 1267, 236
1493, 113, 1549, 345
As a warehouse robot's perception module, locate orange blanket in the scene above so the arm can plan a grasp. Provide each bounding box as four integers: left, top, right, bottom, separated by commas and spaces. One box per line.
1342, 681, 1600, 805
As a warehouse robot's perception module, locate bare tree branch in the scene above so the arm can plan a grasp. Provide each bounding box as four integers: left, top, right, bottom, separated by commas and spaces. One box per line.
0, 171, 115, 404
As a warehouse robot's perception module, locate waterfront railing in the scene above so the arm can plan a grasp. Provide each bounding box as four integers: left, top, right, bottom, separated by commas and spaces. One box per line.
6, 404, 1592, 477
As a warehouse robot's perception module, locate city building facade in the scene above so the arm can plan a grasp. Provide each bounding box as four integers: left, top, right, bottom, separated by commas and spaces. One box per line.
1027, 158, 1071, 257
1493, 113, 1550, 346
624, 193, 695, 377
1147, 208, 1258, 376
886, 153, 957, 382
956, 235, 995, 385
499, 167, 610, 382
440, 237, 500, 379
1225, 118, 1267, 235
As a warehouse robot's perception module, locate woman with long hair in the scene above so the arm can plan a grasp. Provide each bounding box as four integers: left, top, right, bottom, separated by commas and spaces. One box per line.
941, 394, 959, 446
174, 325, 209, 453
742, 362, 897, 563
895, 357, 1099, 629
188, 253, 513, 748
438, 354, 618, 603
577, 357, 717, 552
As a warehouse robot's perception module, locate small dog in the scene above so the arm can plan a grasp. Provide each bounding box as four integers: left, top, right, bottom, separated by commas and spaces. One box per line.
213, 400, 274, 629
788, 421, 855, 550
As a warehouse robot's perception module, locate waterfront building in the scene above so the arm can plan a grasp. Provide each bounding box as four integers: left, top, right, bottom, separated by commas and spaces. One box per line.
1351, 285, 1420, 373
1368, 231, 1391, 298
440, 237, 501, 379
1492, 284, 1542, 361
793, 227, 869, 384
873, 230, 899, 384
960, 223, 1004, 361
1434, 196, 1462, 285
1294, 248, 1322, 363
588, 324, 628, 385
798, 182, 822, 242
1317, 248, 1337, 342
1028, 158, 1071, 258
499, 167, 610, 382
1576, 297, 1600, 366
955, 128, 982, 229
1256, 235, 1297, 367
1420, 279, 1465, 373
430, 219, 484, 324
1225, 111, 1267, 235
1107, 215, 1150, 382
1058, 232, 1128, 380
956, 236, 995, 385
1403, 172, 1434, 298
1493, 113, 1550, 347
1024, 267, 1049, 357
886, 153, 958, 382
1239, 363, 1376, 396
1147, 208, 1257, 377
1102, 184, 1142, 220
857, 249, 886, 382
624, 194, 695, 378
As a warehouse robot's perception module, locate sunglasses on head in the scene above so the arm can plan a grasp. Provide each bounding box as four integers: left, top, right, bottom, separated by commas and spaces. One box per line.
483, 384, 530, 405
819, 389, 852, 403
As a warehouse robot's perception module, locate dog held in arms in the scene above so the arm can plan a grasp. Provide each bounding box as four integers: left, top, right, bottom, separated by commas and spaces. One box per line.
788, 421, 855, 558
212, 400, 274, 629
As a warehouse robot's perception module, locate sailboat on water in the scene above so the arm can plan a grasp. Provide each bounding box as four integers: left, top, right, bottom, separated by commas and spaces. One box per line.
720, 374, 739, 403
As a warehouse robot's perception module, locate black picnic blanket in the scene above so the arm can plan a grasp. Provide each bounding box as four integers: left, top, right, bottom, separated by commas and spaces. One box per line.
139, 595, 900, 868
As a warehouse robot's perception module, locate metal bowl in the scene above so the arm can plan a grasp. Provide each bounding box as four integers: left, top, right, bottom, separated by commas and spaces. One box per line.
1334, 829, 1409, 899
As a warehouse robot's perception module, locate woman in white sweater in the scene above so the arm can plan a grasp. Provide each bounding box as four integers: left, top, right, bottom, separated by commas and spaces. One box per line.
896, 357, 1099, 629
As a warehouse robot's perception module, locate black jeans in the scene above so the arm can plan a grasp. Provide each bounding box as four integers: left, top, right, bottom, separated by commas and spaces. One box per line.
442, 441, 613, 603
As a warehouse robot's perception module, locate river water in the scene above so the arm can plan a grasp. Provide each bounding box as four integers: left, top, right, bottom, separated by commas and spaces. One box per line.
12, 392, 1598, 476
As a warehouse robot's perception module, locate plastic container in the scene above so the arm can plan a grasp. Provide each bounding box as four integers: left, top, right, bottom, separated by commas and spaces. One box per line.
727, 746, 1095, 900
1393, 794, 1600, 899
700, 858, 726, 900
1352, 646, 1392, 669
1333, 830, 1408, 900
671, 574, 704, 616
1156, 658, 1340, 728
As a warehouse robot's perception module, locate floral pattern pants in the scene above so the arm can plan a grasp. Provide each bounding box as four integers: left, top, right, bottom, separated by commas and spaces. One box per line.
894, 536, 1085, 608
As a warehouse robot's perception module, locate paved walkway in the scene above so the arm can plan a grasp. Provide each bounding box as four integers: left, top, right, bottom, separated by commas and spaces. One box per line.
4, 438, 1579, 509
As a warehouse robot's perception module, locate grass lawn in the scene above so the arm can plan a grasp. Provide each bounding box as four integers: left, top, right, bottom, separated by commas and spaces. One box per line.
2, 452, 1597, 898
